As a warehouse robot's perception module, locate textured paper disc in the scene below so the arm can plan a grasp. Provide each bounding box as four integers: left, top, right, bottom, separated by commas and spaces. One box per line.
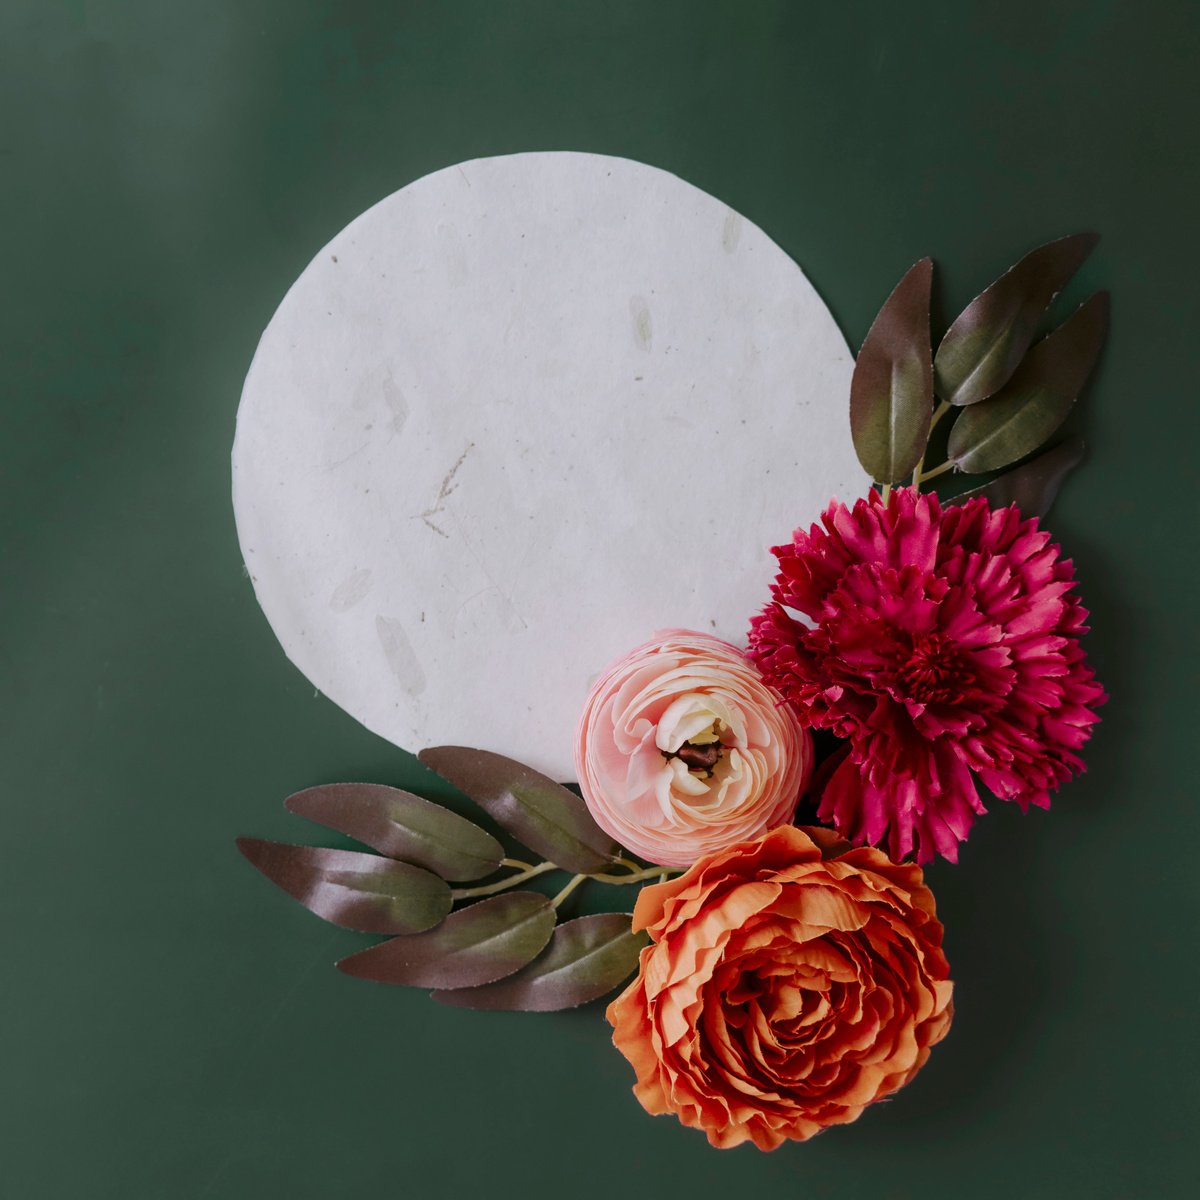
233, 152, 865, 779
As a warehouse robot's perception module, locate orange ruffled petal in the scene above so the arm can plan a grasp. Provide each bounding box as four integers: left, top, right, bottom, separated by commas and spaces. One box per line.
607, 824, 953, 1150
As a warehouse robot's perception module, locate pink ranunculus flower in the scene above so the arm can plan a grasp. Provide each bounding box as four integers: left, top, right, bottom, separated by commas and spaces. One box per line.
748, 487, 1107, 864
574, 630, 811, 869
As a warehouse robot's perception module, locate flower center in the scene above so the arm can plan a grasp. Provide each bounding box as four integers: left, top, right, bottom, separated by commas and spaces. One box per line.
664, 721, 724, 777
897, 635, 972, 704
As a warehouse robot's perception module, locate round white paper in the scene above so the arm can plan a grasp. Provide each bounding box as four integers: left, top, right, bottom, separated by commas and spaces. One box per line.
233, 152, 865, 779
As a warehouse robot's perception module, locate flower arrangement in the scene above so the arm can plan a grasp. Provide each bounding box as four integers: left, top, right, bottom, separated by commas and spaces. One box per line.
239, 233, 1106, 1149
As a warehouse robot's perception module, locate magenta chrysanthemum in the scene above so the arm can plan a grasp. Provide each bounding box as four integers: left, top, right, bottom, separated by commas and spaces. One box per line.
748, 487, 1106, 864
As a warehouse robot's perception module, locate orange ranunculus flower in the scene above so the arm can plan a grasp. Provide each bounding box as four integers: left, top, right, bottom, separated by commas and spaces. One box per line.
606, 824, 953, 1150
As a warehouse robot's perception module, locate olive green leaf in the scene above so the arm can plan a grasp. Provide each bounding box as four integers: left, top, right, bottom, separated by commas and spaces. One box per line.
934, 232, 1099, 406
285, 782, 504, 881
418, 746, 618, 875
949, 438, 1086, 518
235, 838, 451, 934
947, 292, 1108, 474
849, 257, 934, 484
432, 913, 648, 1011
336, 892, 555, 989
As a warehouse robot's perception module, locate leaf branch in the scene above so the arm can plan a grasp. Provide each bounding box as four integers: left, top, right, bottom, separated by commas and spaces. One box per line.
911, 400, 952, 489
451, 861, 559, 900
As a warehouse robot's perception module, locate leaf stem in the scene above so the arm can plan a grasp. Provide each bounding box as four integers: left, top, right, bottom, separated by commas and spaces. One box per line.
551, 873, 588, 908
880, 482, 891, 503
450, 859, 680, 902
912, 400, 952, 489
591, 865, 680, 886
501, 856, 535, 871
451, 860, 558, 900
915, 459, 955, 483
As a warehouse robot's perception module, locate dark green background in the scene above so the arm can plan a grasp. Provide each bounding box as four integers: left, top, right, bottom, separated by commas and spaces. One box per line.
4, 2, 1197, 1196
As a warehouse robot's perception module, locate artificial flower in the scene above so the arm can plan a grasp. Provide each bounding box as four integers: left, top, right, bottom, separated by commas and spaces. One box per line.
748, 487, 1106, 863
607, 823, 953, 1149
574, 630, 810, 869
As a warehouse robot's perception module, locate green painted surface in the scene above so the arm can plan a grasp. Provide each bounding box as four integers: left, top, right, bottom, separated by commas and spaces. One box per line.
2, 2, 1195, 1196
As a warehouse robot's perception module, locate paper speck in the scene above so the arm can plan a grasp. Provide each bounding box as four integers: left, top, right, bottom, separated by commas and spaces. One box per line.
630, 296, 653, 352
438, 221, 469, 286
375, 615, 427, 697
382, 375, 408, 435
419, 443, 473, 537
722, 212, 742, 253
330, 568, 373, 612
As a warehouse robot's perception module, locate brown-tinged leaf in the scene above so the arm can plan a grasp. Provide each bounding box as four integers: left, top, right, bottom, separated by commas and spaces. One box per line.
849, 258, 934, 484
336, 892, 555, 989
947, 293, 1108, 473
285, 782, 503, 881
949, 438, 1086, 518
432, 913, 647, 1011
934, 232, 1099, 406
418, 746, 618, 875
236, 838, 451, 934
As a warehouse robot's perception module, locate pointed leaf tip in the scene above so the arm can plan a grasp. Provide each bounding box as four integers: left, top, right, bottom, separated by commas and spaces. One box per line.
236, 837, 452, 934
418, 746, 617, 875
935, 232, 1099, 407
337, 892, 555, 989
284, 782, 504, 881
850, 257, 935, 484
431, 913, 648, 1011
949, 438, 1086, 519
